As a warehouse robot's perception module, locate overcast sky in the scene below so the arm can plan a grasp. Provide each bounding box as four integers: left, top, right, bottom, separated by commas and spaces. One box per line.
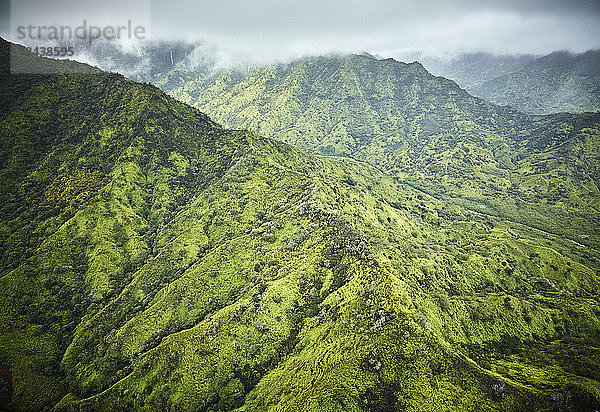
2, 0, 600, 62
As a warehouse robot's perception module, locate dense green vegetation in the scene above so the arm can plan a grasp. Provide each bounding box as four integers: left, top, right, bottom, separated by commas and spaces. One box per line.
1, 39, 599, 411
152, 53, 600, 251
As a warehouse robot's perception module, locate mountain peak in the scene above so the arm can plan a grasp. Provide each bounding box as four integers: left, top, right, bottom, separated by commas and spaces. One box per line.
357, 51, 385, 60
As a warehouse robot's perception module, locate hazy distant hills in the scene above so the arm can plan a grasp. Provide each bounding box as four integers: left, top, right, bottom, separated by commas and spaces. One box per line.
1, 38, 600, 411
424, 51, 600, 114
420, 52, 539, 91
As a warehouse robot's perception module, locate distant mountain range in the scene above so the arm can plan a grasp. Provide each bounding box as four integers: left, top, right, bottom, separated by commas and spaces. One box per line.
423, 51, 600, 114
70, 40, 600, 115
52, 38, 599, 116
420, 52, 539, 90
1, 38, 600, 411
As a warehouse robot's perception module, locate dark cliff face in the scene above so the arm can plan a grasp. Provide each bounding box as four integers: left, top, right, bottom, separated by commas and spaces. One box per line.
0, 39, 599, 411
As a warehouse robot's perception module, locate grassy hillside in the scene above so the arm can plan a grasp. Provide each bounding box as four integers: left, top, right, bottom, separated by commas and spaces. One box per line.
1, 39, 600, 411
151, 54, 600, 251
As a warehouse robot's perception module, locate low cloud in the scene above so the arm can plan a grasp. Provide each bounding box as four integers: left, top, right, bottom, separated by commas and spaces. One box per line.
3, 0, 600, 64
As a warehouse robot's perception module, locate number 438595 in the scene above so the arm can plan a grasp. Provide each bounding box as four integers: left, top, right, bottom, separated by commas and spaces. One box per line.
26, 46, 75, 57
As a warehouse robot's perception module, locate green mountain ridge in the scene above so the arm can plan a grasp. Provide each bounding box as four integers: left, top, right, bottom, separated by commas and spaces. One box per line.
73, 41, 600, 115
149, 53, 600, 250
1, 39, 600, 411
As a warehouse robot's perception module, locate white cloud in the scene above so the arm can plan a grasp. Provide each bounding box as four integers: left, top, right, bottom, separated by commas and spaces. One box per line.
3, 0, 599, 64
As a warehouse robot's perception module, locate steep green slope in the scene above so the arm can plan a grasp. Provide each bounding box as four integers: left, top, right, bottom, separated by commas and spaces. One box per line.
1, 39, 600, 412
153, 54, 600, 250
